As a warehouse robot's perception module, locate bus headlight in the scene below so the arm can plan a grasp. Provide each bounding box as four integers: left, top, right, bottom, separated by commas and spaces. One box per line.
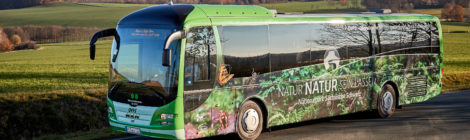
160, 114, 174, 120
108, 107, 113, 113
160, 121, 173, 125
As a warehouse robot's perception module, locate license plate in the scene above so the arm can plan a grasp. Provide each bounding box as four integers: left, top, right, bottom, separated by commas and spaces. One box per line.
126, 126, 141, 135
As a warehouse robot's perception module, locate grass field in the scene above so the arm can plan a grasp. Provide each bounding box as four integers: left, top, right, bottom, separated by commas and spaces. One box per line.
0, 41, 113, 139
0, 1, 367, 28
0, 41, 110, 93
0, 2, 150, 28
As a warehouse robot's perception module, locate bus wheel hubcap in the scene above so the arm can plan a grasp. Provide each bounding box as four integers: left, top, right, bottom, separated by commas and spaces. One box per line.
382, 91, 393, 112
242, 109, 259, 133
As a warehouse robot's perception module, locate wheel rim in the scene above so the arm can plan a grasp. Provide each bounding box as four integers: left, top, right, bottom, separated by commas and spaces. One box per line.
382, 91, 393, 112
242, 109, 259, 133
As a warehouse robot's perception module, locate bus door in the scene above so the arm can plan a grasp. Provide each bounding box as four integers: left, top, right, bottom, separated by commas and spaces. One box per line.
182, 26, 219, 138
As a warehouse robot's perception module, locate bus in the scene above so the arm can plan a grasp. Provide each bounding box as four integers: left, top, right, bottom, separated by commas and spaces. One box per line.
89, 3, 443, 140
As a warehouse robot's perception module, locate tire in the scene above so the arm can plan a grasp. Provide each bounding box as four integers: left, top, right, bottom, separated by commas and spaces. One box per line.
237, 100, 263, 140
377, 84, 396, 118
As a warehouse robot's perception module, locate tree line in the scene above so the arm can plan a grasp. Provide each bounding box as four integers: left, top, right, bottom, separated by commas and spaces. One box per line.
363, 0, 469, 11
0, 25, 101, 52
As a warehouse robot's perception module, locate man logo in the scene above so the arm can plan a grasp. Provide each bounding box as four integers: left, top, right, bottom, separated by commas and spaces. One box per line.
130, 93, 139, 100
324, 50, 340, 70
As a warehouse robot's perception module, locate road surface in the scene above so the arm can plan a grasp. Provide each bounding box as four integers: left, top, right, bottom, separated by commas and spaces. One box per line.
112, 90, 470, 140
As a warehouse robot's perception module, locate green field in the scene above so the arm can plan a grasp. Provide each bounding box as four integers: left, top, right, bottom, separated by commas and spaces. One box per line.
0, 2, 150, 28
0, 1, 367, 28
0, 41, 113, 139
0, 41, 110, 93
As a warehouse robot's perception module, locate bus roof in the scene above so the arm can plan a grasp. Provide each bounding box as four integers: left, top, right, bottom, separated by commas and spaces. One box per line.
185, 4, 439, 27
117, 4, 439, 29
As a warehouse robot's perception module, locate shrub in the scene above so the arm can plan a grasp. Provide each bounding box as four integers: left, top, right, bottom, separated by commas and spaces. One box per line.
14, 41, 40, 50
0, 27, 14, 52
453, 5, 466, 22
10, 34, 22, 46
3, 27, 30, 42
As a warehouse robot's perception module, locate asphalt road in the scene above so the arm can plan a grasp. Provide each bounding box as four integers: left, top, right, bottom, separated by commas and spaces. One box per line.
113, 90, 470, 140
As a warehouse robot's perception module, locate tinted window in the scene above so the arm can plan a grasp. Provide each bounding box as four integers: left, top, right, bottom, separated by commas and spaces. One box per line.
219, 26, 269, 77
269, 24, 311, 71
430, 22, 440, 54
319, 23, 375, 59
378, 22, 437, 55
313, 24, 350, 61
270, 24, 350, 71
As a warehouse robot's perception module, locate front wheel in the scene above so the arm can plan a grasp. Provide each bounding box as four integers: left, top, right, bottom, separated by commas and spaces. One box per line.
237, 100, 263, 140
377, 84, 396, 118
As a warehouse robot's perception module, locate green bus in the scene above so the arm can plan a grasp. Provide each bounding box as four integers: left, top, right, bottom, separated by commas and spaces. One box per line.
90, 4, 443, 140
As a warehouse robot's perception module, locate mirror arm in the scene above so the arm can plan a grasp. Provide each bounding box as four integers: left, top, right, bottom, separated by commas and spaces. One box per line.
162, 30, 185, 66
89, 28, 119, 60
164, 30, 185, 50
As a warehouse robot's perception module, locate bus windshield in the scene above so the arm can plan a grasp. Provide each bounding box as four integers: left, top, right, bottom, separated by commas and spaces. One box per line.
112, 25, 180, 94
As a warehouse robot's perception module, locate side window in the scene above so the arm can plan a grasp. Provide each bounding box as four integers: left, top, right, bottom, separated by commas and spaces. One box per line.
313, 24, 349, 64
269, 24, 311, 71
324, 23, 374, 59
219, 26, 269, 78
379, 22, 409, 55
378, 22, 435, 55
184, 26, 217, 90
407, 22, 432, 54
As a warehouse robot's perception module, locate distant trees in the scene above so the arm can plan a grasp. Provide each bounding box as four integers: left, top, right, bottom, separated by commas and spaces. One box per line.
0, 25, 98, 52
362, 0, 469, 12
442, 1, 466, 22
0, 26, 41, 52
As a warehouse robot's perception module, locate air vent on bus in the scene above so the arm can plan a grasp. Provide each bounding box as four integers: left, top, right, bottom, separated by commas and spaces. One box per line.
407, 75, 427, 97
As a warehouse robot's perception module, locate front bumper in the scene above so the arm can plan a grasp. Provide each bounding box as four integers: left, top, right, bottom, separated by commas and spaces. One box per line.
109, 118, 185, 139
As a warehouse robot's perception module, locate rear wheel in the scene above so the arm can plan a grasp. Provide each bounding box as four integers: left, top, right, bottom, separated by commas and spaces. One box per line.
377, 84, 396, 118
237, 100, 263, 140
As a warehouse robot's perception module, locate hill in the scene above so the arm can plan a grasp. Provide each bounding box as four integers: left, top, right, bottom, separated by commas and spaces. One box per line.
0, 1, 367, 28
0, 2, 151, 28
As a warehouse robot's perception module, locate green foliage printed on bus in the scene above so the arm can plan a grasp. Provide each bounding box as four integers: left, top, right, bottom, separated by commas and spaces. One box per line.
183, 54, 441, 138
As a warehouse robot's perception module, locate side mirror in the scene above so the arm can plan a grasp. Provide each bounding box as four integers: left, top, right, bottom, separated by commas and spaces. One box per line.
90, 28, 120, 60
162, 49, 171, 67
163, 30, 185, 66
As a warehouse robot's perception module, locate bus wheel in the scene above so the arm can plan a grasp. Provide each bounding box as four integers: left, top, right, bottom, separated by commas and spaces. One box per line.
237, 100, 263, 140
377, 84, 396, 118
